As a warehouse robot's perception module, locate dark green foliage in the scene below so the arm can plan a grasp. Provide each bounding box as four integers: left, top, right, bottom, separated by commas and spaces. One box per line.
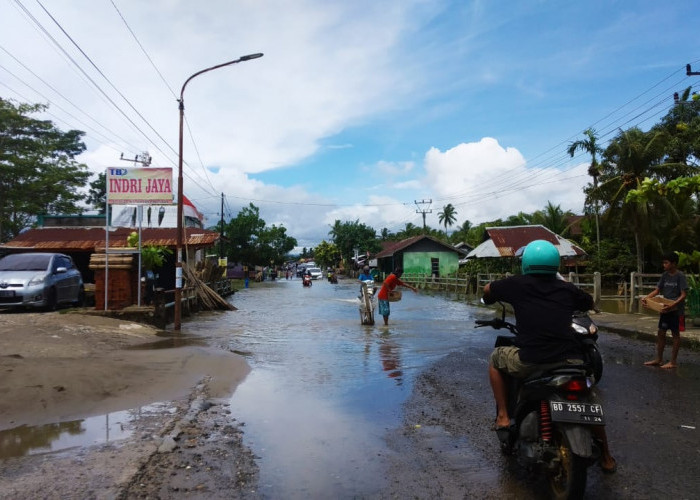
328, 219, 381, 265
222, 203, 297, 267
0, 98, 89, 241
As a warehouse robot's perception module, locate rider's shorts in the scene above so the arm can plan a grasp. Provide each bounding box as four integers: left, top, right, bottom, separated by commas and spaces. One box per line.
490, 346, 583, 379
378, 299, 390, 317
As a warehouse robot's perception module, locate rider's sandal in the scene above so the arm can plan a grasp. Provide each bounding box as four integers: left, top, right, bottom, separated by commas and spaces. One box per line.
492, 420, 513, 442
600, 458, 617, 474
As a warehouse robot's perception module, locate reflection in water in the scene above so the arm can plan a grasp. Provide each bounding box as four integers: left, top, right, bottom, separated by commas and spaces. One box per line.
379, 332, 403, 383
184, 280, 479, 498
0, 409, 140, 459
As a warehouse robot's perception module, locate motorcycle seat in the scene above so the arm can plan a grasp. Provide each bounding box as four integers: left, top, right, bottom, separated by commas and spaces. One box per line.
523, 364, 587, 382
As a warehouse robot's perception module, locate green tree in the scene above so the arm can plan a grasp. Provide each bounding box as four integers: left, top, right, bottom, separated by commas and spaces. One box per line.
598, 127, 669, 272
86, 171, 106, 214
531, 202, 574, 236
396, 222, 422, 239
0, 98, 89, 241
255, 224, 297, 266
314, 240, 341, 269
328, 219, 380, 267
224, 203, 267, 265
379, 227, 393, 240
568, 127, 604, 256
653, 87, 700, 165
438, 203, 457, 231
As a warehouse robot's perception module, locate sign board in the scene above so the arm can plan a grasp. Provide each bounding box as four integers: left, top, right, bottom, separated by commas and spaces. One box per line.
107, 167, 173, 204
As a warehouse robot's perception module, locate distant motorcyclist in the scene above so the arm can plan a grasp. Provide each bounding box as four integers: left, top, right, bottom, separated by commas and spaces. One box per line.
358, 265, 373, 282
483, 239, 616, 473
358, 265, 374, 297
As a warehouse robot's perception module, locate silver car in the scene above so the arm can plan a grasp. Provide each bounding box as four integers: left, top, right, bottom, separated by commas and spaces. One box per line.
0, 253, 84, 310
306, 266, 323, 280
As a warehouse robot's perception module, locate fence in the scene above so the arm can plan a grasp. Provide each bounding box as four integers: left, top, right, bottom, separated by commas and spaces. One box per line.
151, 278, 236, 328
628, 272, 659, 313
401, 272, 605, 304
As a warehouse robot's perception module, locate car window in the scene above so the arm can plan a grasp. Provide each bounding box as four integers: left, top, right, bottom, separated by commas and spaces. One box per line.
0, 254, 51, 271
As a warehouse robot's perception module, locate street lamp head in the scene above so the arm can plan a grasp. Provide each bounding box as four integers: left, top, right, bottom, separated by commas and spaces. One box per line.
240, 53, 264, 61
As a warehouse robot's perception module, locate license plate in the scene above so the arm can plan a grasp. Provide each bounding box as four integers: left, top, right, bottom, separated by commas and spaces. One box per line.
0, 290, 15, 298
550, 401, 605, 425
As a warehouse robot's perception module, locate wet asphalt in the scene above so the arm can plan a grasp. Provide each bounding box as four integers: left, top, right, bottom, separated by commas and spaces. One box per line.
183, 278, 700, 499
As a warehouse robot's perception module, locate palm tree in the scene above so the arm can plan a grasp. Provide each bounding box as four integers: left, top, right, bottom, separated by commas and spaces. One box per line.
568, 128, 604, 260
598, 127, 668, 272
397, 222, 421, 239
532, 202, 573, 236
438, 203, 457, 231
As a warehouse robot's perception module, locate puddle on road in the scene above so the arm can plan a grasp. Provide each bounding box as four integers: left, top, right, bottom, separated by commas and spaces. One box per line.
0, 404, 173, 460
1, 412, 131, 459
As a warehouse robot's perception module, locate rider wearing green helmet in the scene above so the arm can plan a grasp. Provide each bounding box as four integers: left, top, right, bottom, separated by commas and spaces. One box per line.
483, 239, 616, 473
521, 239, 561, 275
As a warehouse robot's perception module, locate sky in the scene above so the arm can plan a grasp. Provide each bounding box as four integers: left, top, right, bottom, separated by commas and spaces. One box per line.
1, 0, 699, 252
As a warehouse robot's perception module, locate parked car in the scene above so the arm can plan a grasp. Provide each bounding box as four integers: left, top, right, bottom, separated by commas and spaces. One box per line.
0, 252, 84, 310
306, 267, 323, 280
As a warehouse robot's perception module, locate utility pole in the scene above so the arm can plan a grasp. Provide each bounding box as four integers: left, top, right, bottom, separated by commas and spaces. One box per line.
120, 151, 152, 167
219, 193, 224, 259
415, 199, 432, 232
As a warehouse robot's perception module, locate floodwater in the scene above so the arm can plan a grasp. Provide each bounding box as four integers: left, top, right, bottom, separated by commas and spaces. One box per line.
0, 404, 171, 458
187, 278, 481, 498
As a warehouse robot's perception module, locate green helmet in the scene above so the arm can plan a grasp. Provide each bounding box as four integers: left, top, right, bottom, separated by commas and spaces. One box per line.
521, 240, 560, 275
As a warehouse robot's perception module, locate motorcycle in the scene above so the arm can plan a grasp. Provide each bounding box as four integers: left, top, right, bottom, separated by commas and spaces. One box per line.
572, 310, 603, 385
359, 280, 375, 325
302, 275, 312, 287
476, 303, 606, 500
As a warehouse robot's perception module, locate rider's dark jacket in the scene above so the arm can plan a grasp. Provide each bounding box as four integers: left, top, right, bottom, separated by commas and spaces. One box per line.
484, 274, 594, 364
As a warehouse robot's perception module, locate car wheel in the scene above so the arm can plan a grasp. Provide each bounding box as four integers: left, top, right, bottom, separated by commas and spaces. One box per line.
45, 287, 57, 311
73, 285, 85, 307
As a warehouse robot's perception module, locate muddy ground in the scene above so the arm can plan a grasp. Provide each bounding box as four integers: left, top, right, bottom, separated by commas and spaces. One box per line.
0, 310, 258, 499
0, 310, 644, 499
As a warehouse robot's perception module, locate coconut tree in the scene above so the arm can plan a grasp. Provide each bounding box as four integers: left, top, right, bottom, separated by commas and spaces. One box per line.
438, 203, 457, 231
533, 201, 573, 236
568, 128, 604, 260
598, 127, 668, 272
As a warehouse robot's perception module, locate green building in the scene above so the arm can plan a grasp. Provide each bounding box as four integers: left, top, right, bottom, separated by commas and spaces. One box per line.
374, 235, 465, 277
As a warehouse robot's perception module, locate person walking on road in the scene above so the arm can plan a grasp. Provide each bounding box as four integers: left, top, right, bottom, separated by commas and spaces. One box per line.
376, 267, 417, 326
643, 252, 689, 369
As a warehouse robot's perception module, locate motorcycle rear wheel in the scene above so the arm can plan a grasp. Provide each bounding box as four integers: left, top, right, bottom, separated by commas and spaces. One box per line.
548, 431, 587, 500
589, 345, 603, 385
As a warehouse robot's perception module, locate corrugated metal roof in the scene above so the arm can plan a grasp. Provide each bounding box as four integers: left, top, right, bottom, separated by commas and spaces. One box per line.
0, 226, 219, 252
464, 225, 586, 260
374, 235, 424, 258
374, 235, 461, 259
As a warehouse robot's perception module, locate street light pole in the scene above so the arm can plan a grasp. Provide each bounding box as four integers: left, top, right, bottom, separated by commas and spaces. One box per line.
174, 52, 263, 331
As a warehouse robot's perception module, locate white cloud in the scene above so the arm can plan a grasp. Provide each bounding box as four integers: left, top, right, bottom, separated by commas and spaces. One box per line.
423, 138, 588, 224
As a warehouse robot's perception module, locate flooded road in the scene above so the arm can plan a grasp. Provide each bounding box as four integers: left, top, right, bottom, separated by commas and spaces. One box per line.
4, 277, 699, 498
187, 278, 479, 497
184, 278, 700, 499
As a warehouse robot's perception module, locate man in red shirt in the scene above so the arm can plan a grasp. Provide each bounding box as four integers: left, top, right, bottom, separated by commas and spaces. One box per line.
376, 267, 417, 325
